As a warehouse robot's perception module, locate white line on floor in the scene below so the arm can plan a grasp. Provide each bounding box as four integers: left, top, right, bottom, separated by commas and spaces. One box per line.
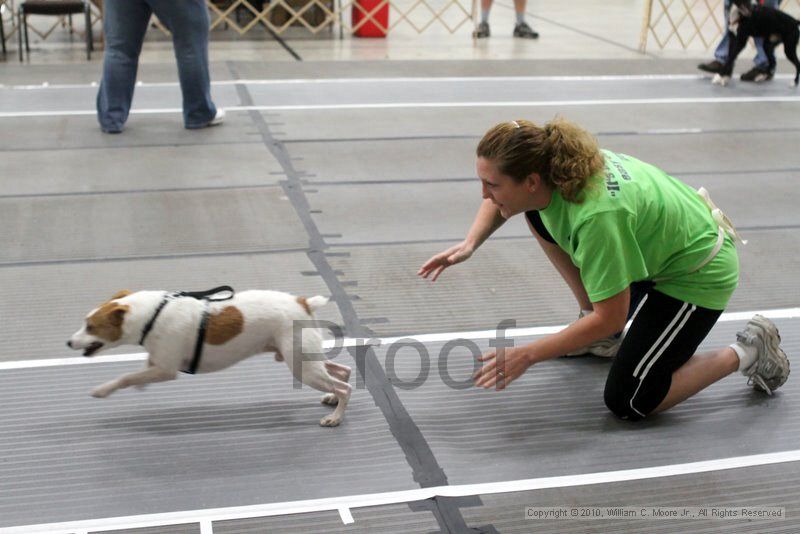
0, 74, 725, 90
3, 95, 800, 119
2, 449, 799, 534
2, 307, 798, 371
338, 506, 355, 524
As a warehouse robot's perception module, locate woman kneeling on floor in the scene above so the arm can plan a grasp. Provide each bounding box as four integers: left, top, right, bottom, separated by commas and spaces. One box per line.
418, 117, 789, 420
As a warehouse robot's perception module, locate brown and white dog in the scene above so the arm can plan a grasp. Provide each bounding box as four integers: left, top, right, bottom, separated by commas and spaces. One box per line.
67, 289, 352, 426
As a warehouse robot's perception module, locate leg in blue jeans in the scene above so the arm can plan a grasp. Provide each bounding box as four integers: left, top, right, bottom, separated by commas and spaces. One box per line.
96, 0, 152, 133
148, 0, 216, 128
713, 0, 731, 62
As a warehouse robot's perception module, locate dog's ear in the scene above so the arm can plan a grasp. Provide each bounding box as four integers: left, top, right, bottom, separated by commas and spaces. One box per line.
108, 305, 128, 327
110, 290, 132, 300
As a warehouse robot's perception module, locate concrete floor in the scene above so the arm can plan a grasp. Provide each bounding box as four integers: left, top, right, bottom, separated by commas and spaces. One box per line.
1, 1, 800, 533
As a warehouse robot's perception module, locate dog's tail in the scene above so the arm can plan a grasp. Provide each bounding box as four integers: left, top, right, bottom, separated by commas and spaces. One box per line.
306, 296, 329, 311
297, 295, 330, 315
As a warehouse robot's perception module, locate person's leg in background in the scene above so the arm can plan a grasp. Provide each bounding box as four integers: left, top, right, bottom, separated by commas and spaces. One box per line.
148, 0, 217, 128
512, 0, 538, 39
96, 0, 152, 133
474, 0, 493, 38
699, 0, 731, 73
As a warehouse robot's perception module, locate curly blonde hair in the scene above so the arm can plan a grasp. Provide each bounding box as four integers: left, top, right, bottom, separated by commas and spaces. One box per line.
476, 117, 604, 203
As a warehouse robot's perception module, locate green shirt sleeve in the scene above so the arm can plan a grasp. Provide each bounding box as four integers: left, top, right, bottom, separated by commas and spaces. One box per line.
572, 210, 650, 303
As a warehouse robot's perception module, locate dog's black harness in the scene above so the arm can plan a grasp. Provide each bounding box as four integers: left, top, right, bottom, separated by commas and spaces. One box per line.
139, 285, 235, 374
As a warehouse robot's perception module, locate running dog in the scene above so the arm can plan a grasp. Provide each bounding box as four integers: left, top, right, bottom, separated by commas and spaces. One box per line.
712, 0, 800, 86
67, 287, 352, 426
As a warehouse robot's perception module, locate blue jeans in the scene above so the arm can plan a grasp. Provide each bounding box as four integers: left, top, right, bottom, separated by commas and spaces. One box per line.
96, 0, 216, 131
714, 0, 780, 69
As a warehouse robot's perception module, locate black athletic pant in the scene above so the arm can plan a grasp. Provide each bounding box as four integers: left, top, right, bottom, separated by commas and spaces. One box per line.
526, 210, 724, 420
605, 288, 722, 420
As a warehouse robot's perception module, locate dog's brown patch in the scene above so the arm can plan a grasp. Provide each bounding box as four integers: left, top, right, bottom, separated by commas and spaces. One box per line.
207, 306, 244, 345
87, 302, 129, 342
296, 296, 312, 316
109, 290, 132, 301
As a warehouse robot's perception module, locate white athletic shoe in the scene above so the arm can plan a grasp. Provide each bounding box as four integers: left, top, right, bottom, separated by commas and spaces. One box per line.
737, 315, 790, 395
563, 310, 622, 358
208, 108, 225, 126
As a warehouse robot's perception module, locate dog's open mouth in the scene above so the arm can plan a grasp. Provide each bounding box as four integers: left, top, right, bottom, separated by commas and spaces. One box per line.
83, 342, 104, 357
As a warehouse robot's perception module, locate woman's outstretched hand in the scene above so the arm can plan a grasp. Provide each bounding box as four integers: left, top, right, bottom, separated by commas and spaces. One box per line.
417, 241, 474, 282
473, 347, 534, 390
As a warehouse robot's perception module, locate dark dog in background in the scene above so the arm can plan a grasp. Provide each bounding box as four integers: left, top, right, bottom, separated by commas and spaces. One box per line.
712, 0, 800, 86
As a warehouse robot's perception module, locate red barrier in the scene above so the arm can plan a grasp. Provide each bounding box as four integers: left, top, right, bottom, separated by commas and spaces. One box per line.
352, 0, 389, 37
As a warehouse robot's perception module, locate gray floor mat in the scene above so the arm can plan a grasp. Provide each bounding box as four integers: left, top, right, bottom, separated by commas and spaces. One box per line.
461, 462, 800, 533
92, 526, 199, 534
377, 318, 800, 486
323, 230, 799, 337
1, 59, 798, 533
0, 186, 307, 265
289, 133, 800, 191
0, 114, 267, 151
0, 354, 416, 527
213, 504, 441, 534
1, 143, 282, 197
0, 83, 242, 114
271, 102, 800, 142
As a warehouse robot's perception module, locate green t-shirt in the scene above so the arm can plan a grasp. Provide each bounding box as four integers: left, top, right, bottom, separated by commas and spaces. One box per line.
538, 150, 739, 311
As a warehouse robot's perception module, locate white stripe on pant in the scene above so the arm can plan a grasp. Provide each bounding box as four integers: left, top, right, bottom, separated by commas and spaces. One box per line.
629, 302, 697, 417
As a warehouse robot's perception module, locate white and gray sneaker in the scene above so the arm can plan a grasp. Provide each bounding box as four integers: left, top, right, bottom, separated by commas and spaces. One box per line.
563, 310, 622, 358
208, 108, 225, 126
737, 315, 790, 395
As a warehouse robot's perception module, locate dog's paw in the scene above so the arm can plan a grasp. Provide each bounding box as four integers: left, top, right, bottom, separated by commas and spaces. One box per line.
711, 74, 730, 86
90, 385, 113, 398
319, 414, 342, 427
321, 393, 339, 406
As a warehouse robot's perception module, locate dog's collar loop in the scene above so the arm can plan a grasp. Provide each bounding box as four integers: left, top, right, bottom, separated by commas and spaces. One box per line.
173, 285, 235, 302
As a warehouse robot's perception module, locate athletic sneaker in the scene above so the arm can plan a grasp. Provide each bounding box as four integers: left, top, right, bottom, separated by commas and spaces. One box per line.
698, 59, 725, 74
474, 21, 490, 38
563, 310, 622, 358
513, 21, 539, 39
740, 66, 774, 82
208, 108, 225, 126
737, 315, 790, 395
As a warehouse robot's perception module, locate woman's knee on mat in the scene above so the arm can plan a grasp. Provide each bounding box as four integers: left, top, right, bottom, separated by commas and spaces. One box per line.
603, 369, 669, 422
603, 383, 647, 421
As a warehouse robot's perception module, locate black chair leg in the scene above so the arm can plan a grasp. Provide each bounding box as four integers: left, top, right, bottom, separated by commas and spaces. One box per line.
18, 8, 24, 61
86, 5, 94, 51
85, 6, 91, 59
1, 11, 6, 56
24, 12, 30, 55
